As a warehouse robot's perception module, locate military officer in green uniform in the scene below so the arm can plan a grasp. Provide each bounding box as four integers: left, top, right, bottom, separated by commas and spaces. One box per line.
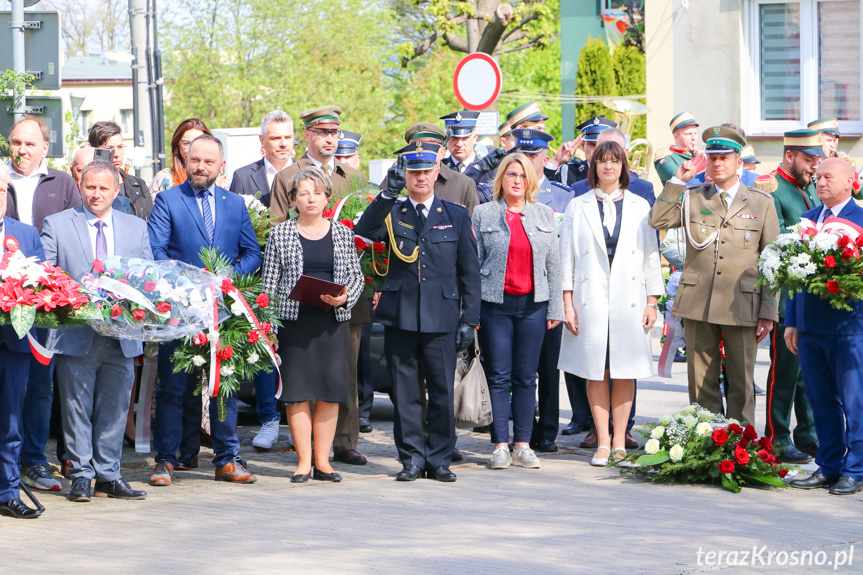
753, 129, 824, 463
649, 126, 780, 425
808, 117, 862, 196
654, 112, 700, 186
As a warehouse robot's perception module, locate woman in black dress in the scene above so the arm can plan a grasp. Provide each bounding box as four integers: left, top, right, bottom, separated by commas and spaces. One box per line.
261, 166, 364, 483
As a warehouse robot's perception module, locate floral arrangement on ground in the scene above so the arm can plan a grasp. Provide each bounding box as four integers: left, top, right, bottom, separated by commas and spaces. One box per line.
614, 404, 797, 493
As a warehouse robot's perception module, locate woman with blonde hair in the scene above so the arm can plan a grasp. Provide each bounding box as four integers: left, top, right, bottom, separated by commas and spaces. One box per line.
471, 153, 564, 470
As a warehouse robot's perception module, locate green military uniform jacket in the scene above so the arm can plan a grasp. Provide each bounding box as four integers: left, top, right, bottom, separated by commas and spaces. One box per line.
648, 180, 780, 327
653, 146, 694, 186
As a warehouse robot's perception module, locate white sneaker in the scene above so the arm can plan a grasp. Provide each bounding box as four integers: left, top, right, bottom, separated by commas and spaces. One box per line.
512, 446, 541, 469
252, 419, 280, 449
489, 447, 511, 469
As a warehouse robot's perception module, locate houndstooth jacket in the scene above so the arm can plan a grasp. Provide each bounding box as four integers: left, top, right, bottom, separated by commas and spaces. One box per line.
261, 218, 364, 322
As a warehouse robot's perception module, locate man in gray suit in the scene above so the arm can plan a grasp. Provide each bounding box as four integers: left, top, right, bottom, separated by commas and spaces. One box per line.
41, 161, 151, 503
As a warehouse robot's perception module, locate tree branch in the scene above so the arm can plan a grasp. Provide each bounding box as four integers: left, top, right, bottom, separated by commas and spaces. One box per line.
501, 12, 538, 43
495, 36, 544, 55
443, 33, 469, 53
475, 3, 515, 55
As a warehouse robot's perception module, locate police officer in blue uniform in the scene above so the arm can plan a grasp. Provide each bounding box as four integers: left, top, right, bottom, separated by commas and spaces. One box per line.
0, 210, 46, 519
544, 116, 617, 187
355, 141, 481, 483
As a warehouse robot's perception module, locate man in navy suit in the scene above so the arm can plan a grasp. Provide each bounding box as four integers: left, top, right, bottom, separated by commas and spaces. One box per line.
0, 163, 46, 519
229, 109, 294, 208
788, 158, 863, 495
147, 134, 262, 486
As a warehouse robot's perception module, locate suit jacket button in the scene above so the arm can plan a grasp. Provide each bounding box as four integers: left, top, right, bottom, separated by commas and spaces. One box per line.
717, 271, 722, 275
721, 240, 726, 244
631, 303, 636, 307
585, 248, 590, 253
421, 238, 426, 242
422, 278, 426, 282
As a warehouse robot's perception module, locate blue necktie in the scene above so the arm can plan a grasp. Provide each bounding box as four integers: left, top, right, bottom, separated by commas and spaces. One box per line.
199, 189, 214, 243
823, 207, 834, 221
94, 220, 108, 260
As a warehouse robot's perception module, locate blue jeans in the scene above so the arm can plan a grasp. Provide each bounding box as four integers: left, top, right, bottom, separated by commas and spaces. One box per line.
253, 369, 280, 424
479, 294, 548, 445
20, 355, 55, 466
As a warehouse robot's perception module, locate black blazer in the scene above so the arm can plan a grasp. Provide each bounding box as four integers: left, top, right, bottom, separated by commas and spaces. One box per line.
119, 170, 153, 220
5, 167, 82, 232
230, 158, 273, 207
355, 194, 481, 332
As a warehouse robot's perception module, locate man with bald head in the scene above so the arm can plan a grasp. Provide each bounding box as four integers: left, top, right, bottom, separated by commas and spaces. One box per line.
788, 158, 863, 495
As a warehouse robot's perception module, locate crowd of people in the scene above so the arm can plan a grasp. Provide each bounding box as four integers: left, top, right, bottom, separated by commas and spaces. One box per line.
1, 98, 862, 520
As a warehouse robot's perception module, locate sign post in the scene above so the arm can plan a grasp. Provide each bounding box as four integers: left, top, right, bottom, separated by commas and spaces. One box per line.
453, 53, 502, 112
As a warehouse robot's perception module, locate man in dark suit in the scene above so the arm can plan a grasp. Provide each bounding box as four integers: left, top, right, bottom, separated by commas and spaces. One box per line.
230, 109, 295, 208
147, 134, 262, 486
0, 163, 46, 519
270, 106, 365, 224
789, 158, 863, 495
87, 121, 152, 220
41, 161, 151, 503
355, 143, 481, 482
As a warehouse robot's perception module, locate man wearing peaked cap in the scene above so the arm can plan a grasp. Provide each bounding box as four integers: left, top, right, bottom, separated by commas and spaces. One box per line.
506, 101, 549, 131
499, 120, 515, 151
649, 125, 780, 426
741, 145, 760, 170
511, 128, 573, 214
354, 140, 481, 483
654, 112, 699, 186
753, 128, 824, 463
544, 116, 617, 188
379, 122, 479, 215
808, 117, 862, 192
270, 106, 365, 224
333, 130, 363, 171
440, 110, 482, 175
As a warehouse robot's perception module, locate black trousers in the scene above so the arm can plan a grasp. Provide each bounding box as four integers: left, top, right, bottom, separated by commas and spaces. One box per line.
385, 327, 457, 470
532, 324, 562, 444
357, 321, 374, 420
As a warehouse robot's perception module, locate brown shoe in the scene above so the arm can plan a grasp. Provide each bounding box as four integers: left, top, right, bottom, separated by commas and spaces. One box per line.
61, 459, 72, 479
580, 428, 599, 449
333, 449, 367, 465
624, 431, 639, 449
215, 460, 257, 483
149, 461, 174, 486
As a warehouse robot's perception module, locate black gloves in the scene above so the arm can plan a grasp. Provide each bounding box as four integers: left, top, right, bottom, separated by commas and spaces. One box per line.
455, 323, 477, 355
477, 148, 507, 173
381, 155, 408, 199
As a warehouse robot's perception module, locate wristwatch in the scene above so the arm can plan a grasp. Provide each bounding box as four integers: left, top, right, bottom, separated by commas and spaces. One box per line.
647, 303, 658, 309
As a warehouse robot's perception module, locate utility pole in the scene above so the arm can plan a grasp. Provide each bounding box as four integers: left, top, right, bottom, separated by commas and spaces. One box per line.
128, 0, 152, 177
11, 0, 26, 122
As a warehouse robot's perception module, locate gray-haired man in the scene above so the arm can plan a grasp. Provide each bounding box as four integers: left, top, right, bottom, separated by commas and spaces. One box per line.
230, 110, 295, 207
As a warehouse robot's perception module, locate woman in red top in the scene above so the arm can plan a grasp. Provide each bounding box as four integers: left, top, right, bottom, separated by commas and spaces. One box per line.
471, 154, 565, 470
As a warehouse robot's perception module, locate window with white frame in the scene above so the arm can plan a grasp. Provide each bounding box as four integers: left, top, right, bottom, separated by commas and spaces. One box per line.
746, 0, 862, 135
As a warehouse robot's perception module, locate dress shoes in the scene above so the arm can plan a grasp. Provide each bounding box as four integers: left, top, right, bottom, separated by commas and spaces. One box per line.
531, 439, 559, 453
214, 460, 257, 484
829, 476, 863, 495
780, 445, 814, 464
789, 470, 840, 490
580, 428, 599, 449
359, 418, 373, 433
624, 431, 639, 449
176, 453, 199, 471
68, 477, 92, 502
333, 449, 367, 465
94, 477, 147, 500
426, 466, 457, 482
290, 471, 310, 483
313, 469, 343, 482
798, 442, 819, 458
60, 458, 72, 479
149, 461, 174, 486
396, 465, 423, 482
451, 448, 465, 462
562, 420, 590, 436
0, 498, 42, 519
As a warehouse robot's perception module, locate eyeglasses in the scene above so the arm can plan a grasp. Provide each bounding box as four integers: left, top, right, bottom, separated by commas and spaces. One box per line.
179, 140, 193, 149
596, 159, 622, 166
307, 128, 339, 139
504, 172, 528, 181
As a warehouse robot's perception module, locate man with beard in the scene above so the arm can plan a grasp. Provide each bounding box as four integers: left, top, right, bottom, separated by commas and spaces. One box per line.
270, 106, 364, 224
654, 112, 699, 186
147, 134, 262, 487
754, 129, 823, 464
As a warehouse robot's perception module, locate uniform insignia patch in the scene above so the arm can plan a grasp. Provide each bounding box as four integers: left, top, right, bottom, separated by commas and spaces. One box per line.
398, 221, 414, 229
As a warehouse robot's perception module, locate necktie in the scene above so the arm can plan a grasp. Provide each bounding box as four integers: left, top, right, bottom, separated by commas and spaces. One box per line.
458, 162, 466, 173
824, 207, 834, 221
416, 203, 426, 227
95, 220, 108, 260
200, 189, 214, 243
719, 191, 729, 213
321, 164, 331, 176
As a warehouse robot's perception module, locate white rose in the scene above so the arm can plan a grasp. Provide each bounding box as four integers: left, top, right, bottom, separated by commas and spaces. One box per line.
726, 418, 740, 427
230, 301, 246, 317
695, 422, 713, 437
698, 410, 714, 421
191, 355, 206, 367
220, 365, 235, 377
681, 405, 697, 416
683, 415, 698, 428
669, 444, 684, 462
207, 330, 220, 343
644, 439, 660, 455
658, 415, 672, 426
248, 352, 260, 364
651, 426, 665, 440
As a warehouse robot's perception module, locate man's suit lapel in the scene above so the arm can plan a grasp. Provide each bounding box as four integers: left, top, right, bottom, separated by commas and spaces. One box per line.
420, 197, 444, 235
72, 208, 95, 267
180, 182, 210, 244
251, 160, 270, 195
838, 200, 857, 220
723, 184, 749, 223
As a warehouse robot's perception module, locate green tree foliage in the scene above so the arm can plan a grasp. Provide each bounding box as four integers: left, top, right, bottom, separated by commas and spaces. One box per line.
574, 37, 616, 128
612, 46, 646, 140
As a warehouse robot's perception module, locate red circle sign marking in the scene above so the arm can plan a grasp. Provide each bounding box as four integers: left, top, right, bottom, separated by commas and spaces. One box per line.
453, 53, 502, 111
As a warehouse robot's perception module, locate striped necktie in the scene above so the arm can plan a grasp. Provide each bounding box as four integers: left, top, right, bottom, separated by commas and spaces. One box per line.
199, 189, 214, 243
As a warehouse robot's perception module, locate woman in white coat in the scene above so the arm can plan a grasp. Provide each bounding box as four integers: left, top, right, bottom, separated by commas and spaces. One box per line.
558, 141, 664, 466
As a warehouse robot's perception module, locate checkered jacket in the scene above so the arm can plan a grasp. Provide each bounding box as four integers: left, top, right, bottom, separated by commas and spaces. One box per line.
261, 218, 364, 322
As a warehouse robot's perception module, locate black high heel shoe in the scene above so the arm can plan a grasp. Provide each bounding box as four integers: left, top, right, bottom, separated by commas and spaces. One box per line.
290, 471, 310, 483
312, 469, 342, 482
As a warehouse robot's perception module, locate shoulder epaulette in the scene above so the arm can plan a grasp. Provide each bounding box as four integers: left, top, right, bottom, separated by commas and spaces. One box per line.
550, 180, 572, 192
753, 173, 778, 194
440, 198, 467, 211
654, 147, 670, 161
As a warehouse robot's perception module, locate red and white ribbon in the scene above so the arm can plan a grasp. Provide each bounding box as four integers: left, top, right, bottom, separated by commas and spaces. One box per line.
206, 285, 221, 397
135, 354, 158, 453
657, 315, 685, 378
27, 333, 54, 365
331, 193, 354, 221
224, 286, 283, 398
799, 216, 863, 241
98, 277, 171, 318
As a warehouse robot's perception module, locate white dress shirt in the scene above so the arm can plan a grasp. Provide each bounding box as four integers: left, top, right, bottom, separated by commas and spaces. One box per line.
84, 207, 115, 258
456, 153, 476, 173
264, 156, 292, 189
7, 161, 48, 226
818, 197, 853, 224
408, 195, 434, 220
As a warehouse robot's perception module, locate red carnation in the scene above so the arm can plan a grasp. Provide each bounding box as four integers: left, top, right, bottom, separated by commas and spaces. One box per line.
838, 235, 851, 248
132, 309, 146, 322
712, 428, 729, 446
354, 237, 369, 251
193, 333, 208, 346
110, 304, 122, 318
143, 280, 157, 292
364, 276, 373, 285
824, 255, 836, 268
247, 330, 260, 343
93, 259, 105, 274
758, 436, 773, 451
366, 196, 374, 202
256, 293, 270, 308
736, 438, 749, 449
373, 242, 386, 253
221, 278, 234, 293
778, 469, 788, 478
217, 346, 234, 360
734, 446, 751, 465
826, 280, 841, 294
727, 423, 743, 435
157, 302, 172, 313
743, 424, 758, 440
340, 219, 354, 229
261, 322, 272, 333
718, 460, 735, 474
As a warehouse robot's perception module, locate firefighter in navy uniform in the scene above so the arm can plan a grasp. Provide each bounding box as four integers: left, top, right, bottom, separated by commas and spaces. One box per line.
355, 141, 481, 483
